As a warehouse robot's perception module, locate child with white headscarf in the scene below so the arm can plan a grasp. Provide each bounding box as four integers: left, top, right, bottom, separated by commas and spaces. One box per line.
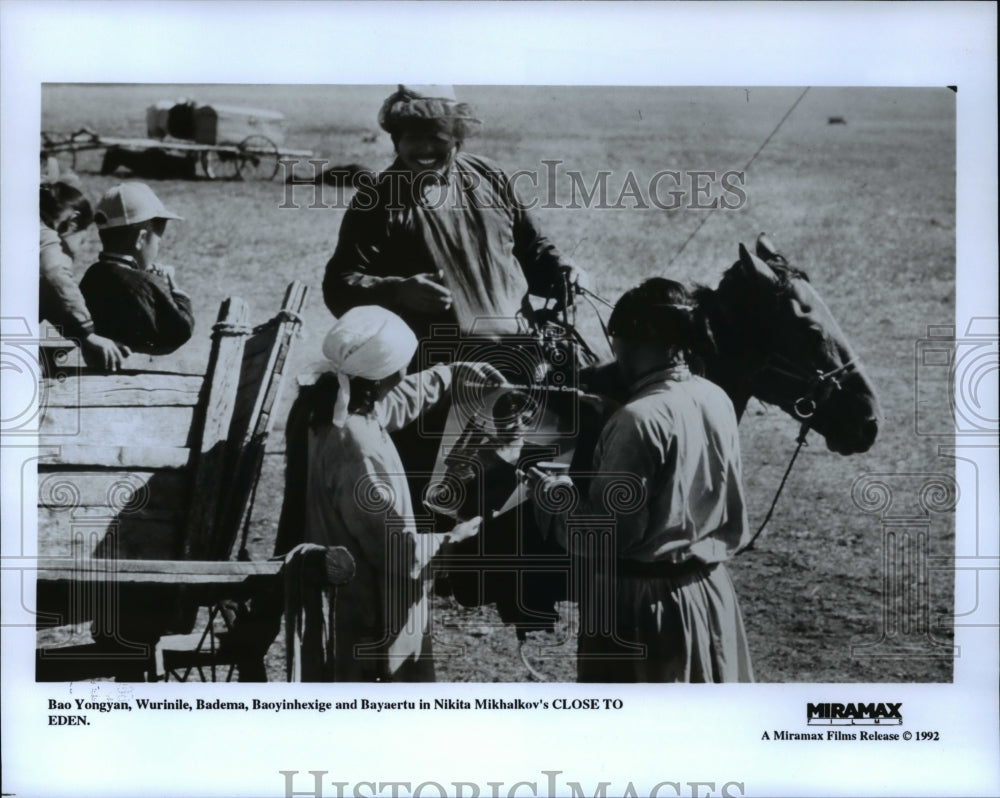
304, 305, 505, 681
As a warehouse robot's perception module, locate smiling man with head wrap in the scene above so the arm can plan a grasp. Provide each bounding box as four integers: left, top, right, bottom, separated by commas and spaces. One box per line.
301, 305, 506, 681
323, 84, 589, 342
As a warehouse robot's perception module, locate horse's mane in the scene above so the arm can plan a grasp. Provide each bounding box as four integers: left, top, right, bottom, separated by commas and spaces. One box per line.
768, 260, 810, 286
691, 283, 713, 304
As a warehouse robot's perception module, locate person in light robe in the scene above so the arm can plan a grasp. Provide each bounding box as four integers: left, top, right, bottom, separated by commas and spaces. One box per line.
529, 279, 754, 683
39, 174, 128, 371
304, 305, 506, 681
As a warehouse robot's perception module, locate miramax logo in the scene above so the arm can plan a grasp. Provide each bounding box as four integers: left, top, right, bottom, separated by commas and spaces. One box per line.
807, 702, 903, 726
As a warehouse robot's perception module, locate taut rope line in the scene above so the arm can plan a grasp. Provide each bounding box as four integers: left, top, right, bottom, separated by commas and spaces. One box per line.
666, 87, 812, 269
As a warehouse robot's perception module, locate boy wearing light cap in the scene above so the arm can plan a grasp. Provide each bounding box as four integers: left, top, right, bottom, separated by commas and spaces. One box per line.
79, 182, 194, 356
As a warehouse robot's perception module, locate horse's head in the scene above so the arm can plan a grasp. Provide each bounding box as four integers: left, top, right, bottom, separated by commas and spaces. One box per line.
704, 235, 880, 454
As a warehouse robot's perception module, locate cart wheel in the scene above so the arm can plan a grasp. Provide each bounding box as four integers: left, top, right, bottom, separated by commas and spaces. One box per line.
236, 135, 280, 181
201, 149, 240, 181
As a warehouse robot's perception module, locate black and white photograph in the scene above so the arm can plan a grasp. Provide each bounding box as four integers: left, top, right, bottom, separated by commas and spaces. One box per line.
2, 3, 997, 798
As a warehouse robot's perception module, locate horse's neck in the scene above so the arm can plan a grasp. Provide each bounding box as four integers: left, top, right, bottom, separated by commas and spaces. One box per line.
579, 284, 757, 420
700, 289, 753, 419
704, 357, 751, 419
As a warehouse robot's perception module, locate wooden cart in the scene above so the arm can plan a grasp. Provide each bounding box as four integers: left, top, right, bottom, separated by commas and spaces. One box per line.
35, 282, 352, 681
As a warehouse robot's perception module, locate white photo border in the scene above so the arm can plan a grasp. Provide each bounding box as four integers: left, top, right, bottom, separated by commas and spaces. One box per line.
2, 3, 997, 797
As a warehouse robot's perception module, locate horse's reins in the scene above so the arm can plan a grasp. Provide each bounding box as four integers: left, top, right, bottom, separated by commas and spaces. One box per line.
736, 354, 859, 554
576, 285, 616, 353
750, 352, 859, 420
666, 87, 812, 270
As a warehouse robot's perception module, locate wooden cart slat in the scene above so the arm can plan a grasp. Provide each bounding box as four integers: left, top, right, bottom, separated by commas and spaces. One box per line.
39, 559, 284, 584
179, 297, 250, 561
42, 373, 204, 407
37, 444, 192, 469
40, 406, 198, 447
39, 510, 181, 560
38, 469, 187, 503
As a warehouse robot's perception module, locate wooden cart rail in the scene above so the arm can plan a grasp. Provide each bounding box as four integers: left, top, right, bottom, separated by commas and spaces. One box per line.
36, 548, 354, 682
39, 559, 285, 585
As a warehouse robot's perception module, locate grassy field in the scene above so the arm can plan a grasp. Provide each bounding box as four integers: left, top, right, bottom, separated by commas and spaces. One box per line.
39, 84, 956, 682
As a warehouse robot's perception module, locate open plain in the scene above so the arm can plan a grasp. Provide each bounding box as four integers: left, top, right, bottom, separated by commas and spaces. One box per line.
39, 84, 957, 682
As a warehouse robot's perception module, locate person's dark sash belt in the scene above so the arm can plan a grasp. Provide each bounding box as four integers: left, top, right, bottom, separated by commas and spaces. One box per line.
616, 557, 717, 580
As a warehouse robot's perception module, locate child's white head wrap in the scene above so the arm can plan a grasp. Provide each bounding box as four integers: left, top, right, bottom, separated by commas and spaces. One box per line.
322, 306, 418, 426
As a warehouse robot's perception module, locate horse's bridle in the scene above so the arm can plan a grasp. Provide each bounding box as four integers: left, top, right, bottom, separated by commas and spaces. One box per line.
748, 352, 860, 422
565, 286, 863, 555
736, 353, 860, 555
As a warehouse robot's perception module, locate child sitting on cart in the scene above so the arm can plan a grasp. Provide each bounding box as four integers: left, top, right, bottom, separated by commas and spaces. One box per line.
80, 182, 195, 356
39, 170, 129, 372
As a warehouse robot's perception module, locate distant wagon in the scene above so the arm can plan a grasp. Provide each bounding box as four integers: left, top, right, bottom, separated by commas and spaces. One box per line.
42, 100, 313, 181
147, 100, 286, 145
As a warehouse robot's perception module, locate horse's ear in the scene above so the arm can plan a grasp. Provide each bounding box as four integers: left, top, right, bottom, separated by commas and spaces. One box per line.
756, 232, 790, 267
738, 242, 778, 284
756, 233, 777, 260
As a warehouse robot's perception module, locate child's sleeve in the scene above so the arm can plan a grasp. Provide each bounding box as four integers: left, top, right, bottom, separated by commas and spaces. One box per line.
148, 273, 196, 354
39, 227, 95, 338
376, 364, 452, 432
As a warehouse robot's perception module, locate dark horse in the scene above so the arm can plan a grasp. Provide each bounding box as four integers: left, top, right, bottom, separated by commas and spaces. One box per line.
444, 233, 881, 643
579, 233, 880, 455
